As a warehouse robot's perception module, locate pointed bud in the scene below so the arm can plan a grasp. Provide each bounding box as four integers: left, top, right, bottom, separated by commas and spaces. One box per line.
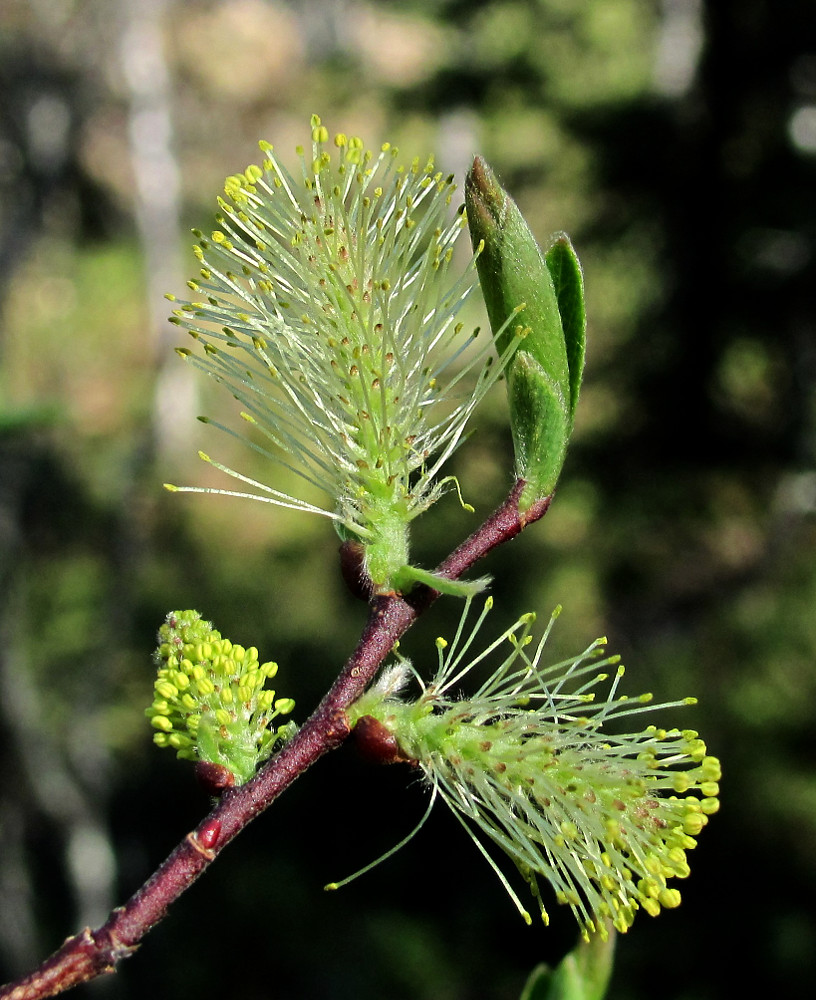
465, 157, 586, 507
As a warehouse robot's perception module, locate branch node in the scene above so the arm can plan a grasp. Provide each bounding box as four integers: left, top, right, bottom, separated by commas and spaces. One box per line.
186, 830, 217, 861
325, 710, 352, 746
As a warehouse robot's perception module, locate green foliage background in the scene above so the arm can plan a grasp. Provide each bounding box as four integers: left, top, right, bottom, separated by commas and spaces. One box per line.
1, 1, 814, 998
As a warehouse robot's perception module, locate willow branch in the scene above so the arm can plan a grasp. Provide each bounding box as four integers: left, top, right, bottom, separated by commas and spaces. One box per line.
0, 482, 551, 1000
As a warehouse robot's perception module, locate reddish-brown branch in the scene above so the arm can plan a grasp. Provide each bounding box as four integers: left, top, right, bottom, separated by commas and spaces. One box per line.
0, 482, 551, 1000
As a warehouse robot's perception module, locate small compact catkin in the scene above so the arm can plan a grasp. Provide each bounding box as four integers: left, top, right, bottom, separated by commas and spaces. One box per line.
146, 610, 296, 786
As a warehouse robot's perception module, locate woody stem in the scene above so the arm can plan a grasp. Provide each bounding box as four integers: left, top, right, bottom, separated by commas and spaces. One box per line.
0, 482, 551, 1000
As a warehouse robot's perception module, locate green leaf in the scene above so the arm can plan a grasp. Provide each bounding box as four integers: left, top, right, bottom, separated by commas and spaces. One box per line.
545, 234, 586, 425
520, 965, 556, 1000
519, 929, 616, 1000
391, 564, 491, 598
508, 350, 569, 505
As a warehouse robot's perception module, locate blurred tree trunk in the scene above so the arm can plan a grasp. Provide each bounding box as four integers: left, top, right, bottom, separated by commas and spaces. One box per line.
119, 0, 195, 460
0, 436, 116, 977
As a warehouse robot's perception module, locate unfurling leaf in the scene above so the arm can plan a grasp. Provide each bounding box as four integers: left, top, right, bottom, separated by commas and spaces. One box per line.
465, 156, 586, 507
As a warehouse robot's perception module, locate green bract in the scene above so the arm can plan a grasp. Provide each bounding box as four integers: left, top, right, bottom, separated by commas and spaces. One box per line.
146, 610, 296, 785
166, 115, 517, 593
349, 599, 720, 939
520, 930, 616, 1000
465, 157, 586, 508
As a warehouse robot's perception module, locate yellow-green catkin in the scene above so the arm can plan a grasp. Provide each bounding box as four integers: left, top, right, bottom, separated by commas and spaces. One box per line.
146, 610, 296, 785
350, 599, 720, 939
165, 115, 519, 593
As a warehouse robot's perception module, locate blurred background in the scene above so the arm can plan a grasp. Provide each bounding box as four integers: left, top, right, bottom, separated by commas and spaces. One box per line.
1, 0, 815, 998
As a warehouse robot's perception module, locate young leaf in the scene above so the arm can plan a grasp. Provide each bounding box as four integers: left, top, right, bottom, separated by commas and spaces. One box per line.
465, 157, 569, 403
544, 235, 586, 425
519, 929, 615, 1000
465, 156, 586, 507
507, 350, 569, 503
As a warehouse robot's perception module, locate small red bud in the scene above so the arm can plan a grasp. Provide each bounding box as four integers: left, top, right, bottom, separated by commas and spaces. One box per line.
195, 761, 236, 795
339, 540, 373, 601
197, 819, 222, 851
352, 715, 416, 766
